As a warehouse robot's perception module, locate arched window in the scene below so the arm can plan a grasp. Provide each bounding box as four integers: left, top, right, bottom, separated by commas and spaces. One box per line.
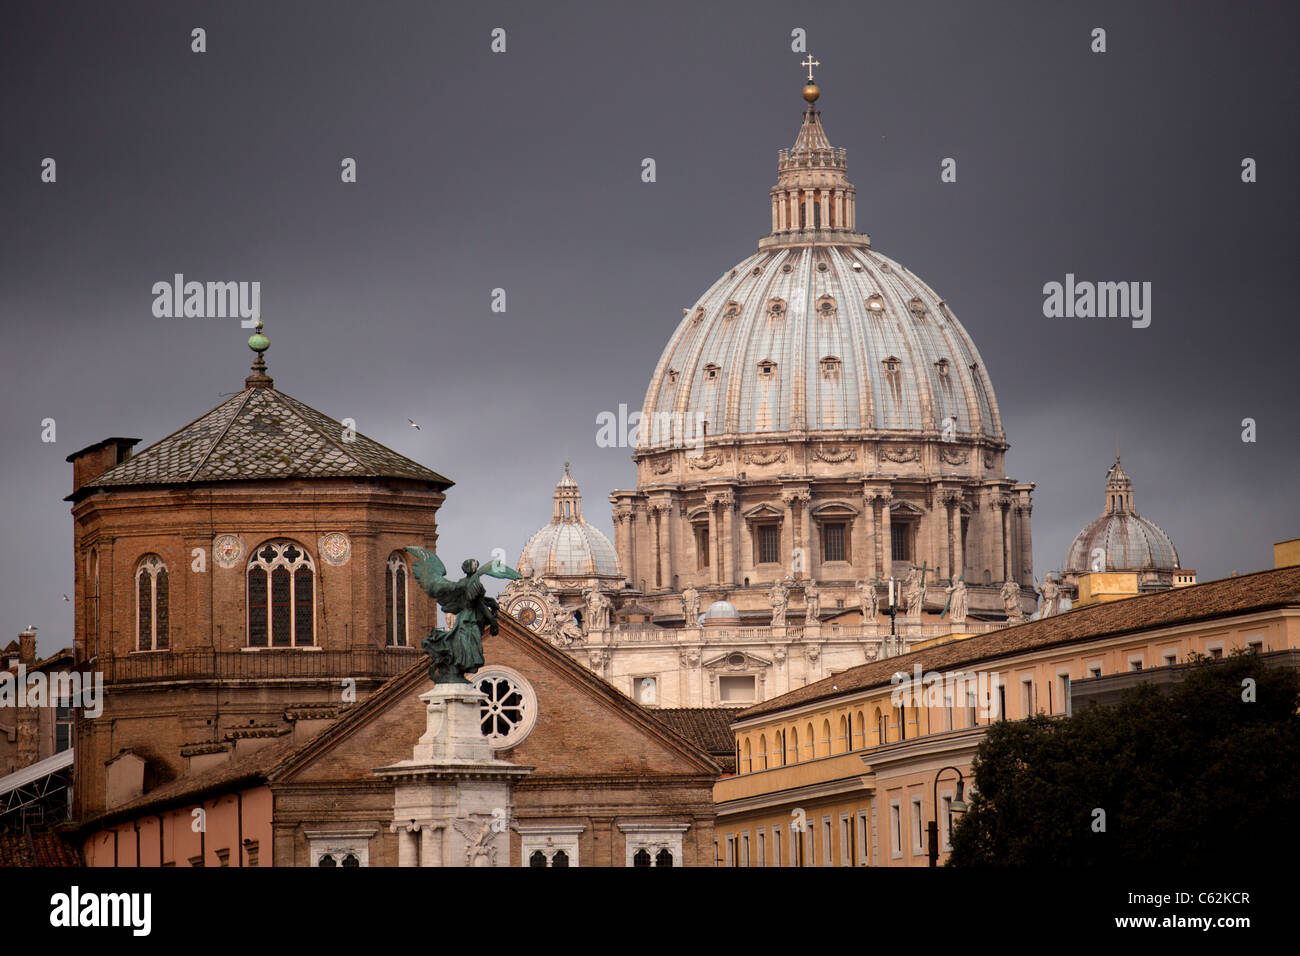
655, 849, 674, 867
820, 719, 831, 757
837, 715, 848, 754
385, 552, 409, 647
789, 726, 799, 763
758, 734, 768, 770
804, 722, 815, 760
854, 710, 865, 750
529, 850, 547, 867
633, 848, 652, 867
742, 737, 752, 774
247, 540, 315, 647
135, 555, 169, 651
552, 850, 570, 867
874, 707, 886, 745
86, 548, 100, 644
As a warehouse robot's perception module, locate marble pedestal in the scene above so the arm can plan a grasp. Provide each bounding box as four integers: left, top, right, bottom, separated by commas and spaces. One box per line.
375, 684, 533, 867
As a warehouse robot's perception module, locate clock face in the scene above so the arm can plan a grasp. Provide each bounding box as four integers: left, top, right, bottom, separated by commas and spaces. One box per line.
511, 598, 546, 631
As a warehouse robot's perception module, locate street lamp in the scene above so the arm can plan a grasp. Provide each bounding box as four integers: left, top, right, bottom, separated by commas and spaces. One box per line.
928, 765, 968, 867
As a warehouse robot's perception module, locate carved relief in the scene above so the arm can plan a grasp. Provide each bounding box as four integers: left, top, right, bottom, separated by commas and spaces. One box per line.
939, 447, 969, 465
686, 451, 724, 470
882, 445, 919, 463
742, 448, 788, 466
650, 457, 673, 475
983, 451, 995, 470
813, 444, 856, 464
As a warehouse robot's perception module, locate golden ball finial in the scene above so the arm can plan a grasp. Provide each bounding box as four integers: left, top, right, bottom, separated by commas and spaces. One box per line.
803, 82, 820, 103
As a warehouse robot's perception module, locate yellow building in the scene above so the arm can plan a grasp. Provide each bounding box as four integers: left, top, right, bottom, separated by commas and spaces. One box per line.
715, 562, 1300, 866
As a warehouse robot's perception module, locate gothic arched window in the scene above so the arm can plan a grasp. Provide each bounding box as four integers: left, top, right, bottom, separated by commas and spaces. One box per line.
655, 849, 674, 867
385, 552, 409, 647
135, 555, 169, 651
633, 849, 652, 867
247, 540, 315, 647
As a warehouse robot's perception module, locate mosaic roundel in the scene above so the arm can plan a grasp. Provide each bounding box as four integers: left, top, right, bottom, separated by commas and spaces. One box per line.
319, 532, 351, 566
213, 534, 244, 569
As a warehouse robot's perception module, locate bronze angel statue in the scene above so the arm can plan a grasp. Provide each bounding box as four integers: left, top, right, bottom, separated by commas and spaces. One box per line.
405, 548, 522, 683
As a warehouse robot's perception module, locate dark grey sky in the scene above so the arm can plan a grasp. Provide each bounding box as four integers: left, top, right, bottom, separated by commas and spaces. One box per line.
3, 1, 1297, 653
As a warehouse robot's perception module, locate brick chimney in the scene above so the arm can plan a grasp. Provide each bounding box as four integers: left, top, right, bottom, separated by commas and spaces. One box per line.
15, 628, 39, 769
66, 437, 140, 498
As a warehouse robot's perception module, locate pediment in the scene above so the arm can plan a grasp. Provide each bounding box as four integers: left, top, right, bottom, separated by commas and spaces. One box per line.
703, 650, 772, 672
742, 503, 784, 520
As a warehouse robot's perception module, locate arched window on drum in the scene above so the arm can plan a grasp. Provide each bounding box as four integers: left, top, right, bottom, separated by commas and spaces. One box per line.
247, 540, 315, 647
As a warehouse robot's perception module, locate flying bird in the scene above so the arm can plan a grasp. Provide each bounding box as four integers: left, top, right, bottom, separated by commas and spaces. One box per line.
61, 594, 70, 601
408, 419, 421, 430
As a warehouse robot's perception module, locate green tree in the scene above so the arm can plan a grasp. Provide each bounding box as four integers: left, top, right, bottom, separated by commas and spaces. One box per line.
948, 652, 1300, 866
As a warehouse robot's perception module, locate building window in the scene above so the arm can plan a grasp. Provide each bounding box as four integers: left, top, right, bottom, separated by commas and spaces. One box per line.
756, 829, 766, 866
55, 699, 74, 752
772, 826, 782, 867
247, 541, 315, 647
856, 809, 869, 865
1129, 655, 1144, 672
1057, 672, 1071, 715
720, 675, 756, 705
306, 828, 376, 867
822, 816, 832, 867
385, 553, 409, 646
940, 793, 954, 852
741, 833, 750, 867
839, 814, 852, 867
757, 524, 781, 564
695, 525, 710, 570
874, 707, 886, 745
911, 796, 924, 855
519, 826, 583, 867
890, 801, 902, 858
475, 666, 538, 748
822, 522, 846, 563
1021, 678, 1034, 716
891, 523, 912, 562
633, 676, 658, 705
135, 555, 170, 651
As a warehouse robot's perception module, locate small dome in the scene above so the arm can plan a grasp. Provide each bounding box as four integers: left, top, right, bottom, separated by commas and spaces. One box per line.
702, 600, 741, 621
519, 464, 621, 579
1064, 457, 1180, 573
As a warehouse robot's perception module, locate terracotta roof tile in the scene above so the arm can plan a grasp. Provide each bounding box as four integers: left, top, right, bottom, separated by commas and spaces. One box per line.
739, 565, 1300, 720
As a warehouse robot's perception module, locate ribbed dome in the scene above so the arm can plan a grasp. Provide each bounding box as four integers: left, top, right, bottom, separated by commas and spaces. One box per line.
702, 600, 740, 622
638, 244, 1004, 445
519, 464, 621, 579
1064, 457, 1180, 573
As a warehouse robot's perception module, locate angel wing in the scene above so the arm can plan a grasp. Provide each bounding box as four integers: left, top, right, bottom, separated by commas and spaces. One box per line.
471, 557, 523, 584
405, 547, 459, 606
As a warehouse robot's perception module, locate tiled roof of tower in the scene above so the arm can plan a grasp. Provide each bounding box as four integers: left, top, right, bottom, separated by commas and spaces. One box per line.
80, 386, 451, 492
736, 564, 1300, 721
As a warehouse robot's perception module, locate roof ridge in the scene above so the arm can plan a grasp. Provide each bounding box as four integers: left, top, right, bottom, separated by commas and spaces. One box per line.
186, 388, 255, 481
87, 391, 249, 487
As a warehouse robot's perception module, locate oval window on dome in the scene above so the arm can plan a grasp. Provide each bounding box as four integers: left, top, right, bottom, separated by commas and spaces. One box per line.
723, 301, 741, 319
767, 298, 786, 320
908, 296, 927, 317
704, 363, 720, 382
691, 307, 706, 325
866, 294, 885, 313
820, 356, 842, 380
816, 294, 837, 317
758, 360, 777, 380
